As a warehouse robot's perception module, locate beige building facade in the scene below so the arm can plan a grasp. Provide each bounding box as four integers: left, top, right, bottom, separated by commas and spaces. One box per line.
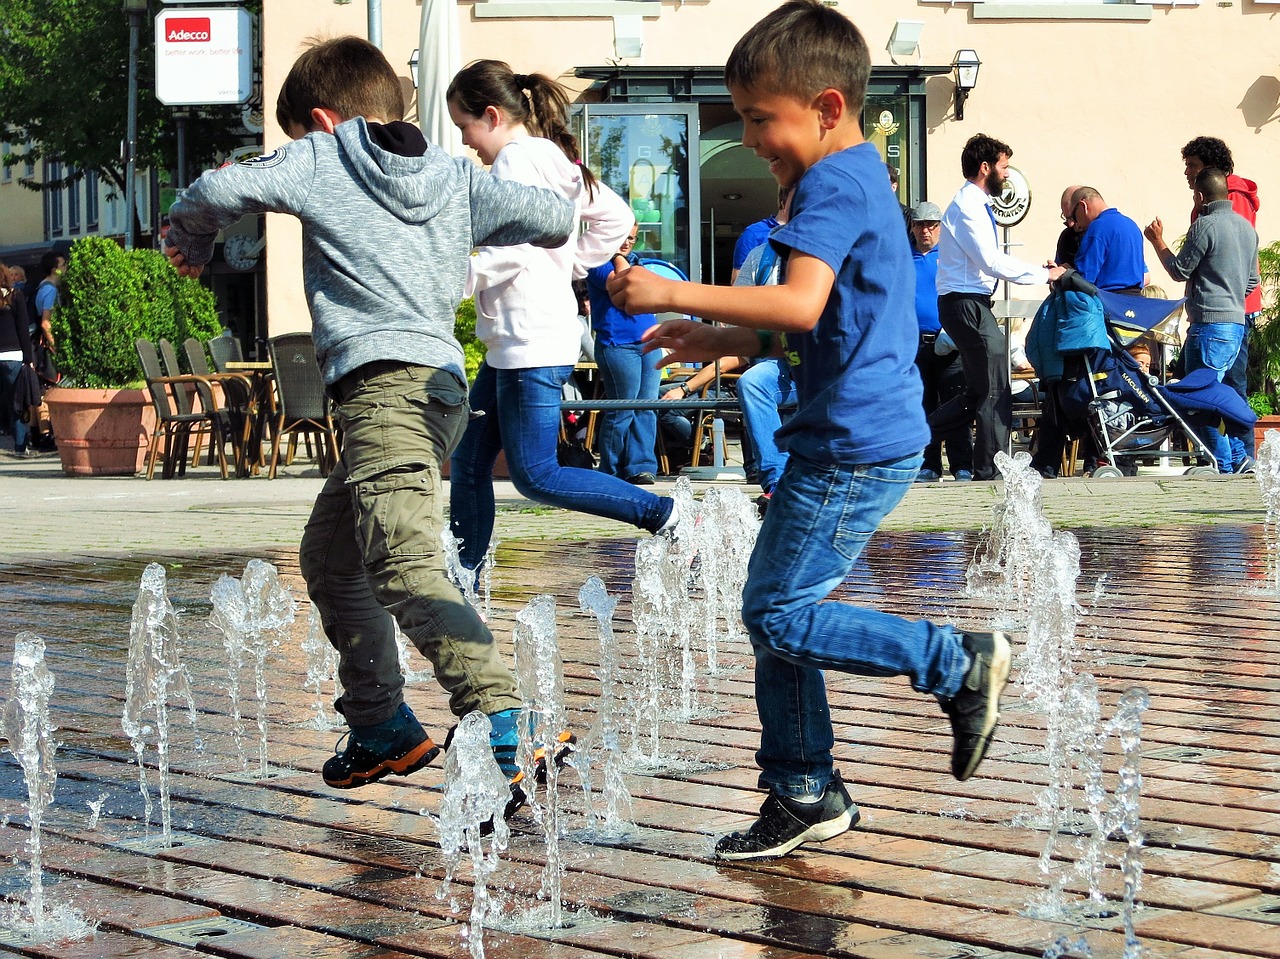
255, 0, 1279, 335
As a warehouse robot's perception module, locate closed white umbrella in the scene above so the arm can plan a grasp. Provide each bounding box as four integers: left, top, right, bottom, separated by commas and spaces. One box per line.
417, 0, 464, 156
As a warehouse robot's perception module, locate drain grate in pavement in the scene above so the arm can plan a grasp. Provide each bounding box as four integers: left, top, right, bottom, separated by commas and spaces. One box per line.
141, 915, 269, 946
113, 830, 221, 853
1207, 895, 1280, 925
1141, 745, 1230, 762
214, 765, 300, 784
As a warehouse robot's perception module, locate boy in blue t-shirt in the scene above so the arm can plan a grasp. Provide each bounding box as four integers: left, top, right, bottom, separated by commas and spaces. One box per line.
608, 0, 1011, 860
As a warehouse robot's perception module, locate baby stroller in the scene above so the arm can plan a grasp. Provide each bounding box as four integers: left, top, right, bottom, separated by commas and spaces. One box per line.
1026, 273, 1254, 477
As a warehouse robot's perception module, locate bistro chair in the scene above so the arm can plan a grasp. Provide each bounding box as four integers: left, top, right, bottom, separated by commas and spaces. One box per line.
184, 337, 256, 474
208, 335, 245, 373
135, 339, 231, 480
266, 332, 340, 479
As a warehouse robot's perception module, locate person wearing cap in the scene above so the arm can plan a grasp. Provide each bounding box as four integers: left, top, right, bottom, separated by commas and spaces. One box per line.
911, 202, 972, 482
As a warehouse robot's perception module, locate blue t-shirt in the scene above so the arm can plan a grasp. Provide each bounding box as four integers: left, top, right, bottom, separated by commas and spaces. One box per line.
770, 142, 927, 466
585, 261, 656, 346
913, 248, 940, 334
34, 280, 58, 318
732, 216, 779, 270
1074, 207, 1146, 292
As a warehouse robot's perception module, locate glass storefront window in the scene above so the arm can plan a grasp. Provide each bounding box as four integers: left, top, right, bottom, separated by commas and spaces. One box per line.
578, 104, 701, 282
864, 93, 911, 206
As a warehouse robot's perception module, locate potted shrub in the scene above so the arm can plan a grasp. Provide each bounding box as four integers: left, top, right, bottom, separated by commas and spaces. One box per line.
1247, 240, 1280, 451
46, 236, 221, 475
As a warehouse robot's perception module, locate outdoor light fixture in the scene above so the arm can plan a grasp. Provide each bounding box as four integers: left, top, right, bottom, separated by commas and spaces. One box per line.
885, 20, 924, 65
952, 48, 981, 121
408, 48, 420, 89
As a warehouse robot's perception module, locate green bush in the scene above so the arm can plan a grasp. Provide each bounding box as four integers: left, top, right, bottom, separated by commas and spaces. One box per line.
50, 236, 222, 388
455, 296, 486, 382
1246, 240, 1280, 415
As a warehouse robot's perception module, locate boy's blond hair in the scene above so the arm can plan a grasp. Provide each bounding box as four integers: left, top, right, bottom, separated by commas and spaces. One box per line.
724, 0, 870, 114
275, 36, 405, 134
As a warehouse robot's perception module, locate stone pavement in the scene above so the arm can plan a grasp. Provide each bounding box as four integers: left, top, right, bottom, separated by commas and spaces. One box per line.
0, 450, 1266, 560
0, 449, 1277, 958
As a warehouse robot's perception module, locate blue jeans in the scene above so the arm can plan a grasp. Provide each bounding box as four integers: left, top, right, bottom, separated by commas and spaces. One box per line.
737, 357, 796, 493
741, 452, 970, 799
1224, 314, 1258, 465
1183, 322, 1246, 472
450, 362, 673, 570
0, 360, 30, 452
596, 341, 659, 479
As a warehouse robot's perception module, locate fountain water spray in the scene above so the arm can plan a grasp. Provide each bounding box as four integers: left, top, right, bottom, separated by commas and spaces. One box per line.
687, 486, 759, 673
513, 594, 569, 928
300, 602, 342, 730
2, 632, 93, 943
575, 577, 635, 839
1257, 430, 1280, 593
443, 529, 498, 621
122, 564, 202, 844
435, 711, 512, 959
974, 455, 1150, 946
209, 560, 296, 775
968, 451, 1053, 627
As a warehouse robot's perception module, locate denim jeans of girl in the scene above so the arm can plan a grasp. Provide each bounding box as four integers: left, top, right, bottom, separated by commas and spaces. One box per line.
740, 452, 970, 799
596, 341, 660, 479
1183, 322, 1246, 472
449, 361, 673, 570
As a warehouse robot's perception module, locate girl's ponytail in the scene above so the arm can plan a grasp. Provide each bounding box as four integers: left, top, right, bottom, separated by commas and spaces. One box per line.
448, 59, 597, 199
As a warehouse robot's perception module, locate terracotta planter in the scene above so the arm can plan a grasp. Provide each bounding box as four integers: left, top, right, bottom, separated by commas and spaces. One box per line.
45, 387, 156, 477
1255, 415, 1280, 454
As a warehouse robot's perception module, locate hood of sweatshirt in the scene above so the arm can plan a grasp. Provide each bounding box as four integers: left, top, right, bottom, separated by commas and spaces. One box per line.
333, 116, 463, 225
1227, 173, 1260, 217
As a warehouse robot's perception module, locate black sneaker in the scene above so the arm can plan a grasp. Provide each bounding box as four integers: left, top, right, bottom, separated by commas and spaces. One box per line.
322, 703, 440, 789
755, 490, 772, 518
940, 631, 1011, 781
714, 771, 860, 861
628, 472, 657, 486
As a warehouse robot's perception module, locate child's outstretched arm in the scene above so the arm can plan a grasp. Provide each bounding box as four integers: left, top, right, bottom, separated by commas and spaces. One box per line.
166, 142, 317, 274
641, 320, 759, 368
608, 252, 834, 333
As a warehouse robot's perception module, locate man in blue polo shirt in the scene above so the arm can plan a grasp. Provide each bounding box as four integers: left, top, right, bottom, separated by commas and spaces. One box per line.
1068, 187, 1146, 293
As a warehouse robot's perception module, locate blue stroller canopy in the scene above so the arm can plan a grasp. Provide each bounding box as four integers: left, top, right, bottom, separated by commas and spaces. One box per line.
1094, 289, 1186, 346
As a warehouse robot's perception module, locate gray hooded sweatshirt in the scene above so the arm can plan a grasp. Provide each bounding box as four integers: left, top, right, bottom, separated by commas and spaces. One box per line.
1162, 199, 1260, 326
167, 117, 574, 386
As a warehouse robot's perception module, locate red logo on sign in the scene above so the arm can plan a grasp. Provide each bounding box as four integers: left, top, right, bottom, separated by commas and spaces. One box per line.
166, 17, 211, 42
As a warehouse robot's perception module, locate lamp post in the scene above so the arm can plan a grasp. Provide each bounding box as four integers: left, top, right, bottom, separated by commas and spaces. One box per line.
952, 49, 982, 122
123, 0, 148, 250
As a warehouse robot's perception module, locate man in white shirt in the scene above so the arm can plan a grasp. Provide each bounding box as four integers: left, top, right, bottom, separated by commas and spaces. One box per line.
932, 134, 1065, 480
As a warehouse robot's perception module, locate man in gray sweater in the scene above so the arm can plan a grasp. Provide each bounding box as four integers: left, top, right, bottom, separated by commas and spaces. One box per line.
1146, 167, 1259, 472
167, 37, 574, 811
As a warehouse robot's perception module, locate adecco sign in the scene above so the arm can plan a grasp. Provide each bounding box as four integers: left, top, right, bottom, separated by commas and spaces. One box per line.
155, 7, 253, 106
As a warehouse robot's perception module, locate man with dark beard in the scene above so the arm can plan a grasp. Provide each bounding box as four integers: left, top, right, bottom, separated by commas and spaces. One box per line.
932, 134, 1064, 480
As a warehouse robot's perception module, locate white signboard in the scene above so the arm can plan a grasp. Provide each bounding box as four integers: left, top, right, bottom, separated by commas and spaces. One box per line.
155, 7, 253, 106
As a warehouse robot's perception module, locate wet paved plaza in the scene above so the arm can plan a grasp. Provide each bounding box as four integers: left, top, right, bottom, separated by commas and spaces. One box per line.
0, 511, 1277, 959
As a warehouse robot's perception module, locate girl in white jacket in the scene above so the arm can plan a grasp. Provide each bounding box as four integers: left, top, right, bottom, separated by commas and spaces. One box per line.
446, 60, 677, 572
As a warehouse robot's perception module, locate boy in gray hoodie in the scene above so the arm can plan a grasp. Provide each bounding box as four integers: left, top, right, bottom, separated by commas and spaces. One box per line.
166, 37, 574, 804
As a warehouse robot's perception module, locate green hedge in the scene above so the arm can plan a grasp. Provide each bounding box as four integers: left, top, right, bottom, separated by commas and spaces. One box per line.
50, 236, 222, 388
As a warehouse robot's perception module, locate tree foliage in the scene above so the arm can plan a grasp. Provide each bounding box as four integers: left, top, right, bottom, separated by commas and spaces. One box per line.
0, 0, 248, 196
52, 235, 221, 388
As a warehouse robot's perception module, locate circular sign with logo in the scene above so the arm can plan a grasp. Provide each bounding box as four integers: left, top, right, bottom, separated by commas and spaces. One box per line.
991, 165, 1031, 227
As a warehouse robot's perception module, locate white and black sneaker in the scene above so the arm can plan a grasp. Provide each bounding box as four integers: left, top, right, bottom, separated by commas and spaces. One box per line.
714, 771, 860, 861
940, 631, 1011, 781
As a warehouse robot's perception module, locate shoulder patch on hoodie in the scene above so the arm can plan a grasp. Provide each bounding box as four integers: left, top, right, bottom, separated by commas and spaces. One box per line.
236, 149, 286, 169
